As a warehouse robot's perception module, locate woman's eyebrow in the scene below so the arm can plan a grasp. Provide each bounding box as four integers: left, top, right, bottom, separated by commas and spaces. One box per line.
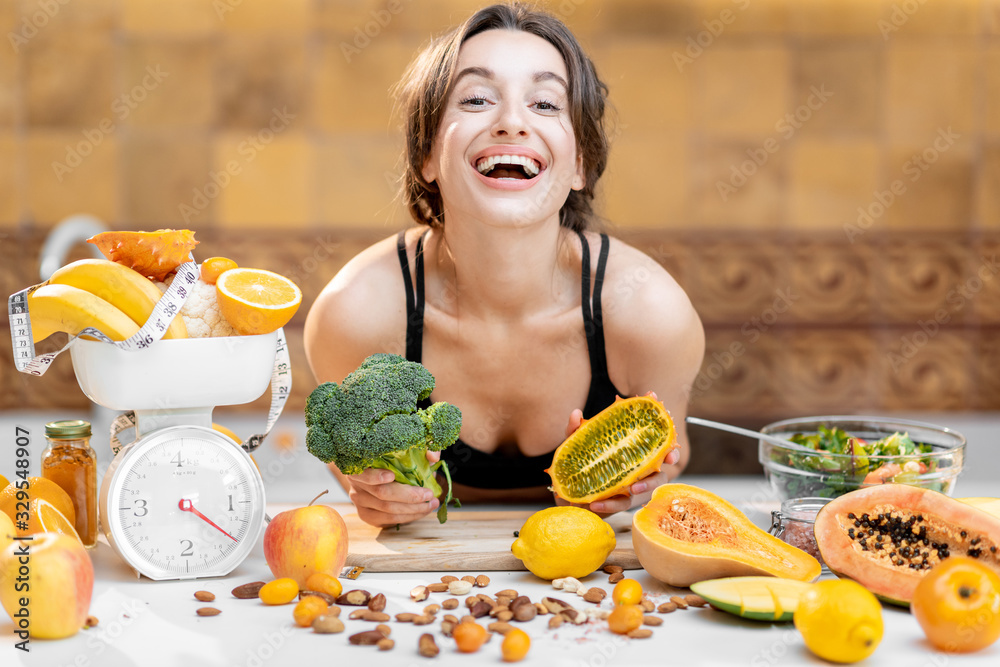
453, 66, 568, 91
533, 71, 568, 89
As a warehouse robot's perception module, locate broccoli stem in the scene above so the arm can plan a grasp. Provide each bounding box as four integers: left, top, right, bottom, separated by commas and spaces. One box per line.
369, 447, 460, 523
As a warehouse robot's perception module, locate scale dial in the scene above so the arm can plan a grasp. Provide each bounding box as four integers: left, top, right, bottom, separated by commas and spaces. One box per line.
100, 425, 266, 581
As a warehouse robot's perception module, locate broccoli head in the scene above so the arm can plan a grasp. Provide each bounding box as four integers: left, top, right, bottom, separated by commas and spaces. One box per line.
305, 353, 462, 522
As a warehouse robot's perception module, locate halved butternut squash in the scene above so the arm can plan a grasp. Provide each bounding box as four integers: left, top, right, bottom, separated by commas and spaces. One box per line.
632, 484, 821, 587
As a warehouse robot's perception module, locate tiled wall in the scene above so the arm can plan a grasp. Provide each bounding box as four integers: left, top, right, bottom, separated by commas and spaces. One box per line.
2, 0, 999, 473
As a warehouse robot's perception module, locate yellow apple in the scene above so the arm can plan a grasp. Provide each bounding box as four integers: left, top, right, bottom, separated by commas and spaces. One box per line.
1, 532, 94, 639
263, 492, 349, 588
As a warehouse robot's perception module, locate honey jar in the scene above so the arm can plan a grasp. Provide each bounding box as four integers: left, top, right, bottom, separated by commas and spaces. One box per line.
42, 419, 98, 548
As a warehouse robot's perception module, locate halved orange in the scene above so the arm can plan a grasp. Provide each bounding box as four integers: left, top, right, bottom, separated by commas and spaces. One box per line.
0, 474, 8, 491
216, 267, 302, 335
0, 476, 76, 529
31, 499, 82, 542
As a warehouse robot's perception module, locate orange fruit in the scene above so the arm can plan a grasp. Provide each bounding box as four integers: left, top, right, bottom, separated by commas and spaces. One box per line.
453, 621, 488, 653
215, 268, 302, 336
912, 556, 1000, 653
607, 604, 644, 635
29, 500, 82, 541
293, 596, 330, 627
612, 578, 643, 606
200, 257, 239, 285
0, 476, 76, 529
501, 627, 531, 661
0, 474, 9, 491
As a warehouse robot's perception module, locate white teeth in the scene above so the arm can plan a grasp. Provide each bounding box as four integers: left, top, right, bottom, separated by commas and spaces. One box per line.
476, 154, 541, 177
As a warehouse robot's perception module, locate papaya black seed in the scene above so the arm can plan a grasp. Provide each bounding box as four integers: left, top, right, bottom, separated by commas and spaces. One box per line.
961, 531, 967, 538
848, 513, 857, 520
970, 537, 980, 546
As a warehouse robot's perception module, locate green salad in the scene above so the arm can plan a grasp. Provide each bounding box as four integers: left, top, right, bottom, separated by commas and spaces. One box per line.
771, 425, 942, 498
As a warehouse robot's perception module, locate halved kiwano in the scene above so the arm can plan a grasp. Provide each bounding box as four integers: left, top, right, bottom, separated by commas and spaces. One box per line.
546, 395, 677, 504
87, 229, 198, 281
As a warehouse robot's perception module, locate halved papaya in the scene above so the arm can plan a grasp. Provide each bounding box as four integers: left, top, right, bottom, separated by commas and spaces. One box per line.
958, 497, 1000, 520
814, 485, 1000, 606
546, 395, 676, 504
632, 484, 821, 587
690, 576, 813, 622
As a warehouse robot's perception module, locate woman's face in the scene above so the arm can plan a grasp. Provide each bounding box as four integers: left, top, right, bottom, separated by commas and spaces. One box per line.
422, 29, 585, 230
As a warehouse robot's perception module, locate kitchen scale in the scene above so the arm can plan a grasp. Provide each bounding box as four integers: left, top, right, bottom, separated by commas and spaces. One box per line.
9, 262, 291, 581
70, 331, 288, 581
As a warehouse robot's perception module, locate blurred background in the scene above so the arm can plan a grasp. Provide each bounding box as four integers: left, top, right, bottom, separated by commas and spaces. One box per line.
1, 0, 999, 476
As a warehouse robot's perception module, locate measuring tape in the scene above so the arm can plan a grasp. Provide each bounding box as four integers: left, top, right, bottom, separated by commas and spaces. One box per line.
8, 261, 291, 453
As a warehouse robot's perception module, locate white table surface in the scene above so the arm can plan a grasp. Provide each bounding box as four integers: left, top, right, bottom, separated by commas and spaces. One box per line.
3, 473, 999, 667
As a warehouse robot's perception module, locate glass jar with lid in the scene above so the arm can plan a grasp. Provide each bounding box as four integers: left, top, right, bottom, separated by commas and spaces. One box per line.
41, 419, 98, 548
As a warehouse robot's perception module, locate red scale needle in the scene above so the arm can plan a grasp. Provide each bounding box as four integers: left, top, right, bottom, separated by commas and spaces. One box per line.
178, 499, 238, 542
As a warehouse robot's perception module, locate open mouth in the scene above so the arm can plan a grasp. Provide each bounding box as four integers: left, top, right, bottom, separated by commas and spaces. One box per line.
475, 154, 541, 180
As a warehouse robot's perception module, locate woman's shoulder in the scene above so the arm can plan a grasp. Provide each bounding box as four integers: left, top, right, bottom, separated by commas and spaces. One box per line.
303, 229, 420, 382
592, 231, 703, 347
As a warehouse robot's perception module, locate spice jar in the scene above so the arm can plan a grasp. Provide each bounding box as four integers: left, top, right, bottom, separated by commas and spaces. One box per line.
769, 497, 830, 570
42, 420, 98, 548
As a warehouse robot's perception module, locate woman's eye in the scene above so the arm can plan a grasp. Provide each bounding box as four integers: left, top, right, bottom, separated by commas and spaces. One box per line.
534, 100, 562, 112
459, 96, 490, 107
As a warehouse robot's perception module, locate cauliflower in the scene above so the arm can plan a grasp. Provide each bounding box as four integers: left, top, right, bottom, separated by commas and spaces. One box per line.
155, 275, 237, 338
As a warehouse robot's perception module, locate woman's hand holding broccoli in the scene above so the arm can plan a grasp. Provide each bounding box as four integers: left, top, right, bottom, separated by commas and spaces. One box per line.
305, 353, 462, 526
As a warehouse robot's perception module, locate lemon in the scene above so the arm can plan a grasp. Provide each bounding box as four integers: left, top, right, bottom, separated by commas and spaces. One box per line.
511, 506, 616, 580
794, 579, 883, 663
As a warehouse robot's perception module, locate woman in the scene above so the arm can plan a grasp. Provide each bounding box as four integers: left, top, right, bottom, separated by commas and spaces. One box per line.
304, 3, 705, 527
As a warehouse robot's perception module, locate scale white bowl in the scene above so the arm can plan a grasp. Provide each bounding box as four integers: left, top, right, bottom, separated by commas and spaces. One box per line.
70, 333, 278, 411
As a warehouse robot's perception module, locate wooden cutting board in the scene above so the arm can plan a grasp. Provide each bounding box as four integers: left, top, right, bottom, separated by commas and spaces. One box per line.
332, 503, 641, 572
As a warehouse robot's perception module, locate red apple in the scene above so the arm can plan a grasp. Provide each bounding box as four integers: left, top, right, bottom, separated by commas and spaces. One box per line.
263, 491, 349, 588
1, 532, 94, 639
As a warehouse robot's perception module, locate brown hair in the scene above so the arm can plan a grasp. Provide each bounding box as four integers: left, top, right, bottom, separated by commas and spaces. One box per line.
394, 2, 609, 231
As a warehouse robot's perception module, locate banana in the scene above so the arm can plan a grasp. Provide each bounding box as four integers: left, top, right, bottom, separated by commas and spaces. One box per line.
27, 284, 140, 342
47, 259, 187, 339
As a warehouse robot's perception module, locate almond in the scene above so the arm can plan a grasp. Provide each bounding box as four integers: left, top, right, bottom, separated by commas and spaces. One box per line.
639, 598, 655, 613
643, 615, 663, 626
196, 607, 220, 617
418, 633, 439, 657
684, 594, 707, 607
488, 622, 514, 635
349, 630, 386, 645
194, 591, 215, 602
669, 596, 689, 610
440, 575, 458, 584
461, 575, 477, 584
231, 581, 266, 599
657, 602, 679, 613
427, 583, 449, 593
627, 628, 653, 639
395, 613, 417, 622
603, 564, 623, 574
376, 638, 394, 651
583, 588, 607, 604
608, 572, 624, 584
475, 574, 491, 587
548, 615, 564, 629
442, 598, 459, 610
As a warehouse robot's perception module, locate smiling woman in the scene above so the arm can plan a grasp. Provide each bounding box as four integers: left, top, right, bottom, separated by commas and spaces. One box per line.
303, 2, 705, 528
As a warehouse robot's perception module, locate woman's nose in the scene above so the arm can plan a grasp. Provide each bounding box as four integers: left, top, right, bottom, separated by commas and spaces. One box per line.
491, 102, 529, 138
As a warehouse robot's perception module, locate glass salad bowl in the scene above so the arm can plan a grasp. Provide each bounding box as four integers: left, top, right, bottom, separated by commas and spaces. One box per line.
759, 416, 965, 501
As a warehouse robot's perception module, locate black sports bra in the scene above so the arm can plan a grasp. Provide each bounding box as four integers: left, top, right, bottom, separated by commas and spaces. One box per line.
396, 229, 624, 489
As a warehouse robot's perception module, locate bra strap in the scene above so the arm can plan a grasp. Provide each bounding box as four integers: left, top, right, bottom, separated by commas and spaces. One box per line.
576, 230, 601, 375
591, 233, 611, 379
396, 230, 426, 363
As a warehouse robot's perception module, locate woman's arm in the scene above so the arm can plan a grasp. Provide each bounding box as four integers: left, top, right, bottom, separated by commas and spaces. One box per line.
303, 234, 444, 527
